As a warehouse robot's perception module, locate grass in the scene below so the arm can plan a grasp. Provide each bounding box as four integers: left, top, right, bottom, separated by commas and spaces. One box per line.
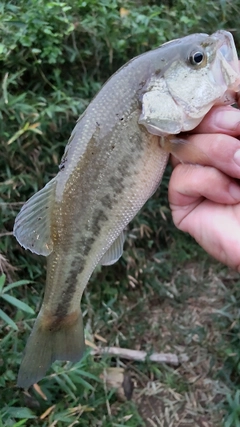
1, 0, 240, 425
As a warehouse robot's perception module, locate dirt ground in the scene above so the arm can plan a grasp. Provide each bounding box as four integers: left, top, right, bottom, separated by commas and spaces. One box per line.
115, 264, 233, 426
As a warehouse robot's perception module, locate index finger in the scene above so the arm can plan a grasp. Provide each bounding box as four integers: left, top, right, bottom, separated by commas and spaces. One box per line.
170, 105, 240, 170
193, 105, 240, 135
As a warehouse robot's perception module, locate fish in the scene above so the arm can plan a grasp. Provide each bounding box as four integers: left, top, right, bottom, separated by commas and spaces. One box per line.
13, 30, 240, 389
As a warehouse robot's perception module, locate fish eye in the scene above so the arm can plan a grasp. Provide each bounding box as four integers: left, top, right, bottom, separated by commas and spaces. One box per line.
189, 50, 205, 66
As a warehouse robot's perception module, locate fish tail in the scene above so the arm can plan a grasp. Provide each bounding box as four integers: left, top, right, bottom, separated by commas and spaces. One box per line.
17, 309, 85, 389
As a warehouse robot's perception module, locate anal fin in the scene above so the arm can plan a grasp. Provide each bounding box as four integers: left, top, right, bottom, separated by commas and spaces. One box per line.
100, 231, 125, 266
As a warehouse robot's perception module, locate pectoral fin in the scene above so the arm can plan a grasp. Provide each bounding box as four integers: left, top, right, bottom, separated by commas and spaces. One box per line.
160, 136, 210, 164
100, 232, 125, 266
13, 178, 57, 256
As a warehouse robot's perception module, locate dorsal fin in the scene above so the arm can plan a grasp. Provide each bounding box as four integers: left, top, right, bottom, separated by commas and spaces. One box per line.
13, 178, 57, 256
100, 232, 125, 266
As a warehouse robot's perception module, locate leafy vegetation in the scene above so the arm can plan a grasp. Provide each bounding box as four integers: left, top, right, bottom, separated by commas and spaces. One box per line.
1, 0, 240, 425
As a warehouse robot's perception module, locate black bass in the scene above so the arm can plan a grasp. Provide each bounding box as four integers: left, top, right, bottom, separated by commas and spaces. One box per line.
14, 30, 240, 388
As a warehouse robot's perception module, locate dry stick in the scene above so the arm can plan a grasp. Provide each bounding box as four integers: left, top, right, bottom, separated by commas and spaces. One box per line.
91, 346, 188, 366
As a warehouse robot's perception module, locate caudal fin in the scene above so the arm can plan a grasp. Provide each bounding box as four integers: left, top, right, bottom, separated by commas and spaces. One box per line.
17, 310, 85, 389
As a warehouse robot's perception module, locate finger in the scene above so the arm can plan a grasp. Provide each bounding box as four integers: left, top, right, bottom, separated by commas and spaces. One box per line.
169, 163, 240, 212
173, 198, 240, 271
195, 201, 240, 271
194, 105, 240, 135
169, 164, 240, 270
170, 132, 240, 179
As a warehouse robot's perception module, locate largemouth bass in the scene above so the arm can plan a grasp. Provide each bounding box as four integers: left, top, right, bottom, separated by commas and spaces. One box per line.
14, 30, 240, 389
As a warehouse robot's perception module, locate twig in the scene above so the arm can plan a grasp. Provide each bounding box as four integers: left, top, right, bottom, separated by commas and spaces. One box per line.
91, 346, 188, 366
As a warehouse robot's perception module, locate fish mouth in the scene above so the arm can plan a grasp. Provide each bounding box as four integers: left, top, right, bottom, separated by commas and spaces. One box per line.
211, 30, 240, 91
216, 30, 239, 72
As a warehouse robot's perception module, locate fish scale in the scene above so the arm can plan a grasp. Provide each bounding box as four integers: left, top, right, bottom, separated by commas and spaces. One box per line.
13, 30, 240, 388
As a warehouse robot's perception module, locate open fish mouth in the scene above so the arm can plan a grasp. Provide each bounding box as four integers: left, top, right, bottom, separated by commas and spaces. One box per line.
217, 30, 239, 72
212, 30, 240, 91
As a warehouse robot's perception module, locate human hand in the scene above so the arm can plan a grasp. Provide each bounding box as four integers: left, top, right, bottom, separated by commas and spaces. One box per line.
169, 105, 240, 271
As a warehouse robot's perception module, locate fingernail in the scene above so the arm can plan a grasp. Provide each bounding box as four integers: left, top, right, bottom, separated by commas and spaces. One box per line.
215, 110, 240, 131
229, 182, 240, 200
233, 149, 240, 167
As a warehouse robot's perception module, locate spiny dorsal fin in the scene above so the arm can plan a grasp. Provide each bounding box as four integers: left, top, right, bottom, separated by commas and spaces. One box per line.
100, 232, 125, 266
13, 178, 57, 256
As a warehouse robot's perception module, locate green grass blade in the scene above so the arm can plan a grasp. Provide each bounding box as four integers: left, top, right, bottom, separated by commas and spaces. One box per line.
68, 374, 95, 391
0, 308, 18, 330
1, 294, 34, 314
71, 367, 102, 383
3, 280, 32, 293
61, 372, 77, 392
13, 420, 29, 427
0, 274, 6, 292
6, 407, 36, 419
